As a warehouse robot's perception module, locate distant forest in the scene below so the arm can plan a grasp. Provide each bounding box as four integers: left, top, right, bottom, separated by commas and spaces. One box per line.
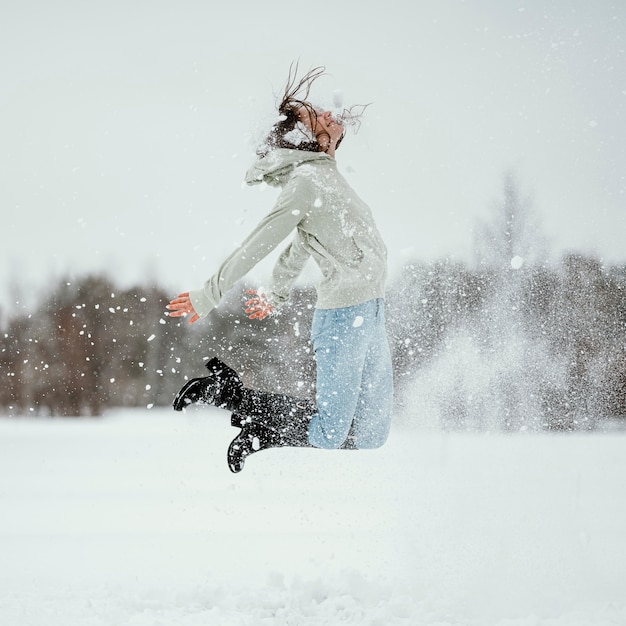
1, 176, 625, 430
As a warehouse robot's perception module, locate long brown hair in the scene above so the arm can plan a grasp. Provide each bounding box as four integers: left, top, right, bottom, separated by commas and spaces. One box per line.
258, 63, 325, 156
258, 63, 370, 157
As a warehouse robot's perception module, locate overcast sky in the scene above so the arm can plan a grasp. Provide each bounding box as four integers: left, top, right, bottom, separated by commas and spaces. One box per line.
2, 0, 625, 307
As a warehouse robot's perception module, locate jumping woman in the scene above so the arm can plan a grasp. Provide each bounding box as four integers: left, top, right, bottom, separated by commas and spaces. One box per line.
167, 64, 393, 472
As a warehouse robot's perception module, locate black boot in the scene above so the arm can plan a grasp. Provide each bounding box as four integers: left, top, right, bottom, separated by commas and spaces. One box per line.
173, 357, 243, 411
227, 411, 311, 473
225, 392, 314, 473
228, 389, 366, 469
236, 388, 316, 433
226, 412, 358, 473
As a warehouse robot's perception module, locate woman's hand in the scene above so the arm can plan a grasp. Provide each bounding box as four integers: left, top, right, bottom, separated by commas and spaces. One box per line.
327, 119, 345, 144
315, 114, 345, 158
244, 290, 275, 320
166, 292, 200, 324
317, 127, 344, 156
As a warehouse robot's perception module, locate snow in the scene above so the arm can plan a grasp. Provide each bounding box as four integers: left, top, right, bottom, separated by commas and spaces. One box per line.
1, 408, 625, 626
510, 255, 524, 269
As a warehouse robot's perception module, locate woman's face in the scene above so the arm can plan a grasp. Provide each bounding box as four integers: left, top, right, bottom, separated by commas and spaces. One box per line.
297, 106, 344, 144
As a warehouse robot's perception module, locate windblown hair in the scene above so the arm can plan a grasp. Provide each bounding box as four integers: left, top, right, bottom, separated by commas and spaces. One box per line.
258, 63, 369, 157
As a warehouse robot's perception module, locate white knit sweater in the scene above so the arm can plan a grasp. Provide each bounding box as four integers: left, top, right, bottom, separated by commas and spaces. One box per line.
189, 149, 387, 318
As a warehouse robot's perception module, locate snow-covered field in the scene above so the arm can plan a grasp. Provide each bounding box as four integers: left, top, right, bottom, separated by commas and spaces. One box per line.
1, 408, 625, 626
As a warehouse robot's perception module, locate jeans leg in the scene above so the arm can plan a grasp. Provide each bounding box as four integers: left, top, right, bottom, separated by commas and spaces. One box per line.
308, 301, 379, 449
350, 305, 393, 448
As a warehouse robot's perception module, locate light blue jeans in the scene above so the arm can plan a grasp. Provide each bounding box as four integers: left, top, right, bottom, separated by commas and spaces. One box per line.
307, 298, 393, 449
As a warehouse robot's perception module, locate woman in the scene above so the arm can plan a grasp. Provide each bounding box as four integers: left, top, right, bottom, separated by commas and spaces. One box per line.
167, 65, 393, 472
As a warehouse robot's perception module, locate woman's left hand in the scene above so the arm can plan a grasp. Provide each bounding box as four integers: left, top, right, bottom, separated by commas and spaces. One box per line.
244, 290, 275, 320
166, 292, 200, 324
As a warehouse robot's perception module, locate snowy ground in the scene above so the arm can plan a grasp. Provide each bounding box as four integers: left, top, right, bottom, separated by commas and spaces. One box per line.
1, 408, 625, 626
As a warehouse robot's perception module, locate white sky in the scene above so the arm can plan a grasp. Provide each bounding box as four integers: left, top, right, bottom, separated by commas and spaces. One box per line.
2, 0, 625, 307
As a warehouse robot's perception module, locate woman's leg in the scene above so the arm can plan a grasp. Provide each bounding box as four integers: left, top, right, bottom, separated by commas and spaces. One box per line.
350, 302, 393, 448
174, 301, 392, 454
307, 301, 377, 449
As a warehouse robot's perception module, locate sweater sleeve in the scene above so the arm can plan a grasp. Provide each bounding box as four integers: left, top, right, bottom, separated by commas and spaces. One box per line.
266, 233, 311, 306
189, 182, 305, 318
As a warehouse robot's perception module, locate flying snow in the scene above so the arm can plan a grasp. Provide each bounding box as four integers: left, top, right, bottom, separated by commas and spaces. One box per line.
510, 255, 524, 269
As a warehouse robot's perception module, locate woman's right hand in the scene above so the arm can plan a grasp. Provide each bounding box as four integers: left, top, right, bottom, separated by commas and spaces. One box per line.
166, 292, 200, 324
315, 112, 345, 157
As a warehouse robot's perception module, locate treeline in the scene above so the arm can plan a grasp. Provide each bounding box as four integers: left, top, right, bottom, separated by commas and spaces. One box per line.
387, 253, 626, 430
0, 252, 625, 429
0, 275, 317, 417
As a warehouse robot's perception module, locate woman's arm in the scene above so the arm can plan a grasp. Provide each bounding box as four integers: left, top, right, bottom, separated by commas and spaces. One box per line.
266, 233, 311, 307
168, 182, 307, 322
